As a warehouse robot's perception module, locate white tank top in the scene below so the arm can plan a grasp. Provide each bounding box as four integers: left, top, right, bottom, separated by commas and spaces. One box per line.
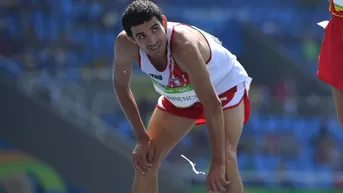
138, 22, 252, 108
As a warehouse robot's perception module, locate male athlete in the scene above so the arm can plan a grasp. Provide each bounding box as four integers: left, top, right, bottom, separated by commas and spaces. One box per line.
113, 1, 252, 193
318, 0, 343, 128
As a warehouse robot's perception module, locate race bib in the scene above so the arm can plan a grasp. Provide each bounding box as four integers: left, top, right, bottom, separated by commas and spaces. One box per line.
152, 80, 198, 108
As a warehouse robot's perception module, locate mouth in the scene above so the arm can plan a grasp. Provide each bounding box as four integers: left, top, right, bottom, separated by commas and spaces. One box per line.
148, 43, 161, 52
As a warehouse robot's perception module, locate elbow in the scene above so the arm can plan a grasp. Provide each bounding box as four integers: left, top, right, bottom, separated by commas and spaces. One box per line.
202, 96, 222, 113
113, 79, 126, 90
113, 80, 129, 95
212, 98, 223, 111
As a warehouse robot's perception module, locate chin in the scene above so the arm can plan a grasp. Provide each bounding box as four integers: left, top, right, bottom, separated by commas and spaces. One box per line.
157, 45, 166, 55
149, 49, 163, 57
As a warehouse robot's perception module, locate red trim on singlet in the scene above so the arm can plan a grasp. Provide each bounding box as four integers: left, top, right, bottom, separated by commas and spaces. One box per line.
167, 25, 175, 87
166, 23, 213, 87
196, 26, 212, 64
204, 39, 212, 64
167, 24, 192, 87
167, 25, 177, 87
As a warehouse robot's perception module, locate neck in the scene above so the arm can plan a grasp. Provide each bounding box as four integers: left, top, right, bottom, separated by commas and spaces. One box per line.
148, 42, 168, 61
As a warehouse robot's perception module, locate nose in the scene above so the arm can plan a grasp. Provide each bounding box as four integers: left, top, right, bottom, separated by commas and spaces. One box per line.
147, 36, 157, 46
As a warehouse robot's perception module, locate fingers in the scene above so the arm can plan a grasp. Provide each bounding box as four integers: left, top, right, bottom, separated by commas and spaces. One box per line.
133, 152, 145, 174
224, 179, 230, 185
207, 177, 229, 192
206, 177, 215, 192
147, 145, 155, 163
207, 180, 216, 193
132, 151, 153, 174
215, 178, 227, 192
140, 152, 152, 171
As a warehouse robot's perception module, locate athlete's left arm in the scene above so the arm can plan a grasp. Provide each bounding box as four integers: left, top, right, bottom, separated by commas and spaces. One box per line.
172, 29, 225, 166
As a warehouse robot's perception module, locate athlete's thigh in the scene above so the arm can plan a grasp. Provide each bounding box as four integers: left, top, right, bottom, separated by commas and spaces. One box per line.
147, 107, 196, 163
223, 100, 245, 151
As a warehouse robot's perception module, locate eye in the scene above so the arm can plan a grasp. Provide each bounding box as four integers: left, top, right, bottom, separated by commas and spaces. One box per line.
152, 27, 159, 32
138, 35, 145, 40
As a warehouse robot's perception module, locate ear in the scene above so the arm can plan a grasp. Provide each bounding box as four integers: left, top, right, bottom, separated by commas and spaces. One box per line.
125, 34, 137, 45
162, 15, 168, 28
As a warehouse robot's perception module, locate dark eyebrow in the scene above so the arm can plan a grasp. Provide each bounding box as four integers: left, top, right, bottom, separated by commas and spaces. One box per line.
135, 23, 160, 38
135, 32, 144, 38
150, 23, 159, 29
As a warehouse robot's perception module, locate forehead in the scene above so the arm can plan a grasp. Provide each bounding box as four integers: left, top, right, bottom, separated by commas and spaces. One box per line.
131, 17, 161, 35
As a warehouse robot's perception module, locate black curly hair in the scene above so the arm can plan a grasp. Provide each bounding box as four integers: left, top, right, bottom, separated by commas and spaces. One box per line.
121, 0, 163, 37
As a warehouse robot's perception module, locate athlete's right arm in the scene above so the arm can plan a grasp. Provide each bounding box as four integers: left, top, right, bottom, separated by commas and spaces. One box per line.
113, 33, 149, 142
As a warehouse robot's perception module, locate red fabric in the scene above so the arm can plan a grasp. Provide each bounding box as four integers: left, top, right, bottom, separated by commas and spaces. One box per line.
156, 86, 251, 125
318, 15, 343, 90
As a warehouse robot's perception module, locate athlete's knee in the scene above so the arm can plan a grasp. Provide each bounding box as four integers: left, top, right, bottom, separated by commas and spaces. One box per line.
225, 141, 238, 163
134, 162, 160, 178
134, 151, 165, 178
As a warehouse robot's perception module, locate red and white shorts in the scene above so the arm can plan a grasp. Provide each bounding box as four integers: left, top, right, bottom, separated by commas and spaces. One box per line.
318, 15, 343, 90
156, 83, 250, 125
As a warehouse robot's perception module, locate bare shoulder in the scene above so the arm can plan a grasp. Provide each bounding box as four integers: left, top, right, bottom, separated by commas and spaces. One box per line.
115, 31, 138, 62
170, 25, 209, 73
171, 25, 210, 63
171, 25, 198, 50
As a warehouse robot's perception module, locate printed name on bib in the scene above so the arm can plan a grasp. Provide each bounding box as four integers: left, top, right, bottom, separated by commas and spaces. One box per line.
151, 79, 198, 108
165, 95, 198, 102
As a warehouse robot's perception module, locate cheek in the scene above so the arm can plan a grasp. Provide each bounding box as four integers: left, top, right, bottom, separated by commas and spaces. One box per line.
158, 32, 166, 39
136, 40, 147, 48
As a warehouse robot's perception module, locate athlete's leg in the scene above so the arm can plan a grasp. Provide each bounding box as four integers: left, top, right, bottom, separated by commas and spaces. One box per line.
332, 87, 343, 128
132, 108, 196, 193
222, 100, 245, 193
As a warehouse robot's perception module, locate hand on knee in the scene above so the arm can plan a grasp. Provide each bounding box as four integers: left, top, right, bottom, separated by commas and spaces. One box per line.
134, 161, 160, 177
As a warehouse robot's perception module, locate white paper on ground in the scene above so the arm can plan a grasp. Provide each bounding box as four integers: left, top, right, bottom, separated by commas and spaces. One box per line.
181, 154, 206, 175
